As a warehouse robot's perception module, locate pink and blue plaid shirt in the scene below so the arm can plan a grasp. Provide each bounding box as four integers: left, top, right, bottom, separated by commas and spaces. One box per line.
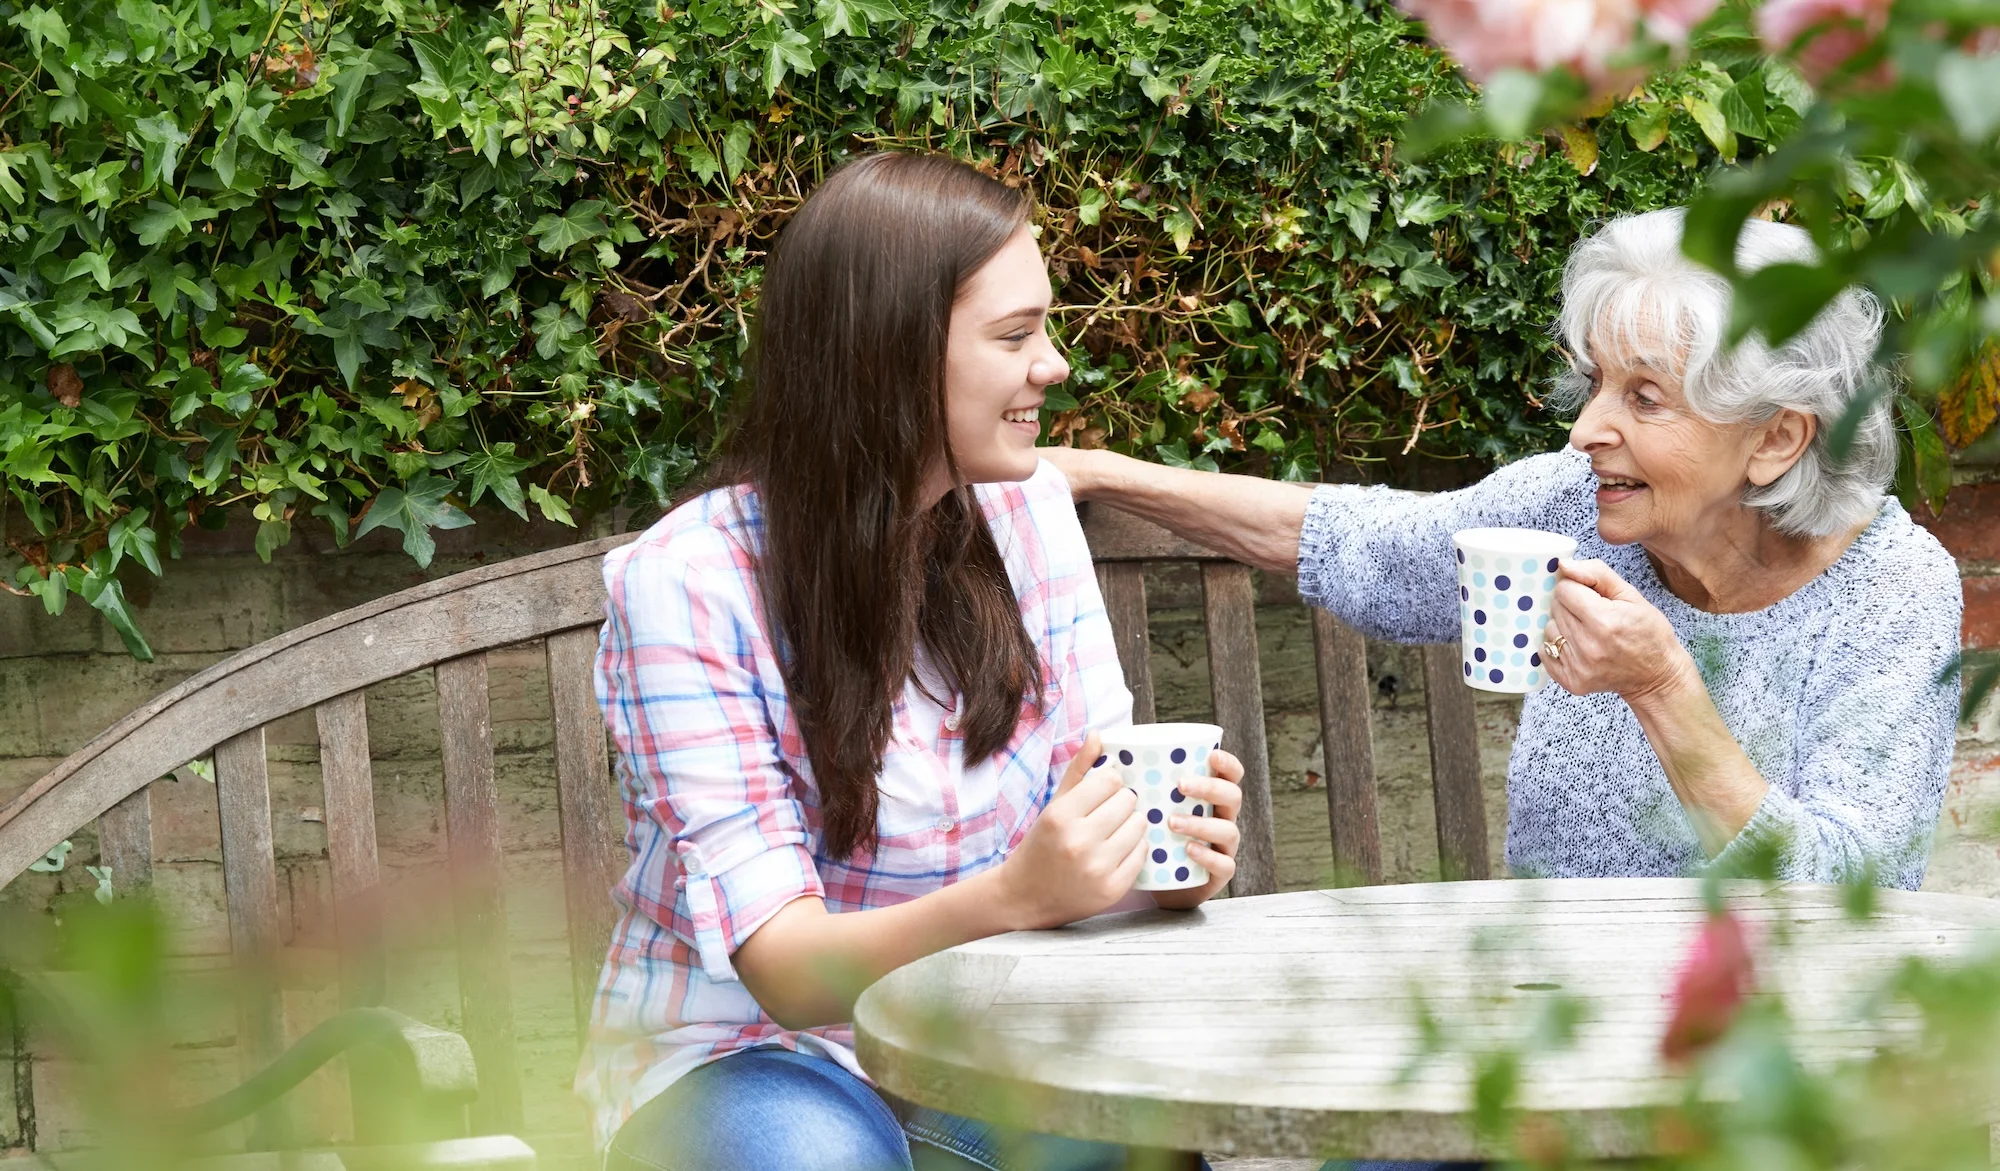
575, 460, 1132, 1146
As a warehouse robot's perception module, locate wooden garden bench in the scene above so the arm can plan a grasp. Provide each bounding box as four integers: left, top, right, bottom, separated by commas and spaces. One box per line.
0, 504, 1489, 1167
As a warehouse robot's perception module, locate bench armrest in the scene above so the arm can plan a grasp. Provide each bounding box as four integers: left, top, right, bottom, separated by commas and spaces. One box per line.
180, 1007, 477, 1140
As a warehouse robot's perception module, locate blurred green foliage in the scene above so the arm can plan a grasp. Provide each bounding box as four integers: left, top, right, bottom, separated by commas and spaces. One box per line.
0, 0, 1762, 655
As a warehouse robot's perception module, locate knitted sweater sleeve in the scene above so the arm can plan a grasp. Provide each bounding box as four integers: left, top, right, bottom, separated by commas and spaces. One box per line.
1711, 550, 1964, 891
1295, 449, 1595, 643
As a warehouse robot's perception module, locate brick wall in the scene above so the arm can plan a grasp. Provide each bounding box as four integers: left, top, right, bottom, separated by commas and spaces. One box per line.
1916, 481, 2000, 650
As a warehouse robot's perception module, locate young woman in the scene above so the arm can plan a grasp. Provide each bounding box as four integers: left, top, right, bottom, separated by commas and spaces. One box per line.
577, 152, 1247, 1171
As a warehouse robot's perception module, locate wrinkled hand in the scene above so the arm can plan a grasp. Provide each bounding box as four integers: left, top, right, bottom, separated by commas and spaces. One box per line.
998, 733, 1147, 930
1149, 749, 1244, 910
1543, 559, 1691, 701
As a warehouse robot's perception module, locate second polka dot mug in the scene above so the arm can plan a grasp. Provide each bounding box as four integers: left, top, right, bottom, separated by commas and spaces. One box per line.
1452, 527, 1577, 694
1086, 722, 1221, 891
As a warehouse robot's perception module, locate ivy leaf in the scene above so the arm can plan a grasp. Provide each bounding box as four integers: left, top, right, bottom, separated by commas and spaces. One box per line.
530, 199, 611, 254
1394, 192, 1456, 226
678, 140, 722, 185
723, 122, 754, 182
1627, 102, 1670, 152
975, 0, 1019, 27
254, 518, 291, 563
1898, 396, 1951, 518
750, 21, 816, 95
464, 441, 534, 519
131, 114, 192, 188
353, 474, 475, 567
1681, 95, 1736, 160
1560, 126, 1597, 175
200, 427, 240, 486
10, 5, 67, 53
1163, 208, 1195, 254
1077, 188, 1107, 226
131, 199, 217, 246
79, 569, 154, 660
1720, 71, 1768, 140
629, 442, 697, 507
817, 0, 900, 37
63, 251, 112, 291
332, 329, 368, 390
1155, 440, 1218, 472
529, 483, 577, 527
108, 508, 162, 575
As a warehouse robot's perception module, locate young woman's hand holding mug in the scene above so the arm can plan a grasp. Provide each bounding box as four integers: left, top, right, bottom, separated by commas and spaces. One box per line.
997, 733, 1149, 930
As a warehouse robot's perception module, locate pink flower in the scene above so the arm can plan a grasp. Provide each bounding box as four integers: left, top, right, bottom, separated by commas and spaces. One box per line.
1754, 0, 1893, 82
1660, 909, 1755, 1066
1641, 0, 1723, 42
1402, 0, 1719, 91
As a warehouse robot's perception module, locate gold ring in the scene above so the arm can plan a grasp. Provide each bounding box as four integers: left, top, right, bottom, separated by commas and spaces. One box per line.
1544, 634, 1568, 662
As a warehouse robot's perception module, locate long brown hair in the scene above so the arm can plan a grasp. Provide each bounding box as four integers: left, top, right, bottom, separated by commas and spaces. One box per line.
718, 152, 1044, 859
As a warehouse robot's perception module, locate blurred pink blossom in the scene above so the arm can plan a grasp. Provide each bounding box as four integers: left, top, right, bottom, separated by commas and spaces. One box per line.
1401, 0, 1719, 90
1754, 0, 1892, 81
1661, 908, 1755, 1066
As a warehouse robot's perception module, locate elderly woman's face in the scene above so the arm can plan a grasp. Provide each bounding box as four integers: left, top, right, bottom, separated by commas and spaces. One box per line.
1567, 337, 1772, 548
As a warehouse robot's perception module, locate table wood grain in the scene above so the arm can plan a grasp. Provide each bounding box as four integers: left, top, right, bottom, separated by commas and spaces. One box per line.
854, 878, 2000, 1162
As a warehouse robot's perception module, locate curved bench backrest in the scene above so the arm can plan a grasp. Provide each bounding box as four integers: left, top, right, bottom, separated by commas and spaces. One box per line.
0, 506, 1485, 1147
0, 532, 638, 1136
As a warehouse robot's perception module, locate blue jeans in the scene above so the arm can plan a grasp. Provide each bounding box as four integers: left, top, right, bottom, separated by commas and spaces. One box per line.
606, 1046, 1204, 1171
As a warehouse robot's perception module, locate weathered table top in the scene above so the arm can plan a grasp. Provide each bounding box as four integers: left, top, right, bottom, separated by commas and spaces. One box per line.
853, 878, 2000, 1162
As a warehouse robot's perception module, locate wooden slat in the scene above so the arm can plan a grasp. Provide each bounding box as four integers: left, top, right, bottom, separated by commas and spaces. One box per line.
1081, 504, 1230, 563
435, 653, 523, 1134
1419, 645, 1489, 882
214, 725, 289, 1147
1095, 563, 1156, 724
96, 783, 153, 895
1201, 563, 1275, 898
0, 533, 638, 889
1311, 611, 1381, 886
545, 628, 625, 1039
316, 691, 384, 1007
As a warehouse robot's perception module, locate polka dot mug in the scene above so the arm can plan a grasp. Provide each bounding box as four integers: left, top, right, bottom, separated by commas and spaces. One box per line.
1451, 527, 1578, 694
1085, 722, 1222, 891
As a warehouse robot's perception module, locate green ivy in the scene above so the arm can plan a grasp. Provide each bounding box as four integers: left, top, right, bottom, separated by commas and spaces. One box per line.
0, 0, 1759, 655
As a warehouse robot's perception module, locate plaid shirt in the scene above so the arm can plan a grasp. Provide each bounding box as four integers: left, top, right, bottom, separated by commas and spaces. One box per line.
575, 461, 1132, 1147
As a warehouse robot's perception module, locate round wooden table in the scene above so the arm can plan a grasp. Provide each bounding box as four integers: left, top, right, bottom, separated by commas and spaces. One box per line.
853, 878, 2000, 1162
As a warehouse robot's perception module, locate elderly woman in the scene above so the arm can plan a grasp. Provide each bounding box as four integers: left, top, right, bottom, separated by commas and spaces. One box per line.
1048, 208, 1963, 890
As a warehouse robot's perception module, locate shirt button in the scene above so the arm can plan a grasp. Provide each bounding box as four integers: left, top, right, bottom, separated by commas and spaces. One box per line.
944, 712, 961, 732
936, 816, 956, 832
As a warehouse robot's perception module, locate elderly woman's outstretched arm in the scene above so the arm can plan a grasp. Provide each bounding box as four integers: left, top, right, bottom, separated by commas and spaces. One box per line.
1045, 445, 1595, 645
1041, 447, 1315, 574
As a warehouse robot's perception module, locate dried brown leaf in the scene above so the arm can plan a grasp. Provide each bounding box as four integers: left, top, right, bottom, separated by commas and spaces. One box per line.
47, 363, 82, 408
1942, 341, 2000, 448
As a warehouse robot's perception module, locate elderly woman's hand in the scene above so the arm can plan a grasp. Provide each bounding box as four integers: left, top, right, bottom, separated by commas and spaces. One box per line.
1543, 559, 1693, 701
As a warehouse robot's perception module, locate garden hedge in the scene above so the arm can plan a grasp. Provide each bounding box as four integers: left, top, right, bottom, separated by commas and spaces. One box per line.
0, 0, 1802, 655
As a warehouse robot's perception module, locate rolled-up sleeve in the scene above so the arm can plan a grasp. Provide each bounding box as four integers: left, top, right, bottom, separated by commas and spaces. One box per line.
1711, 565, 1963, 891
597, 533, 823, 983
1297, 448, 1596, 644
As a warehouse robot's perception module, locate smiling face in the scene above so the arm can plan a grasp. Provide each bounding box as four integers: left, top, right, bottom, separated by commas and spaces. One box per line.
938, 226, 1071, 489
1567, 329, 1813, 550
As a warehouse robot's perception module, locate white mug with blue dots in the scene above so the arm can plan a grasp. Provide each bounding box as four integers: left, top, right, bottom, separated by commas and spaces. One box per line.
1452, 527, 1578, 694
1086, 722, 1222, 891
